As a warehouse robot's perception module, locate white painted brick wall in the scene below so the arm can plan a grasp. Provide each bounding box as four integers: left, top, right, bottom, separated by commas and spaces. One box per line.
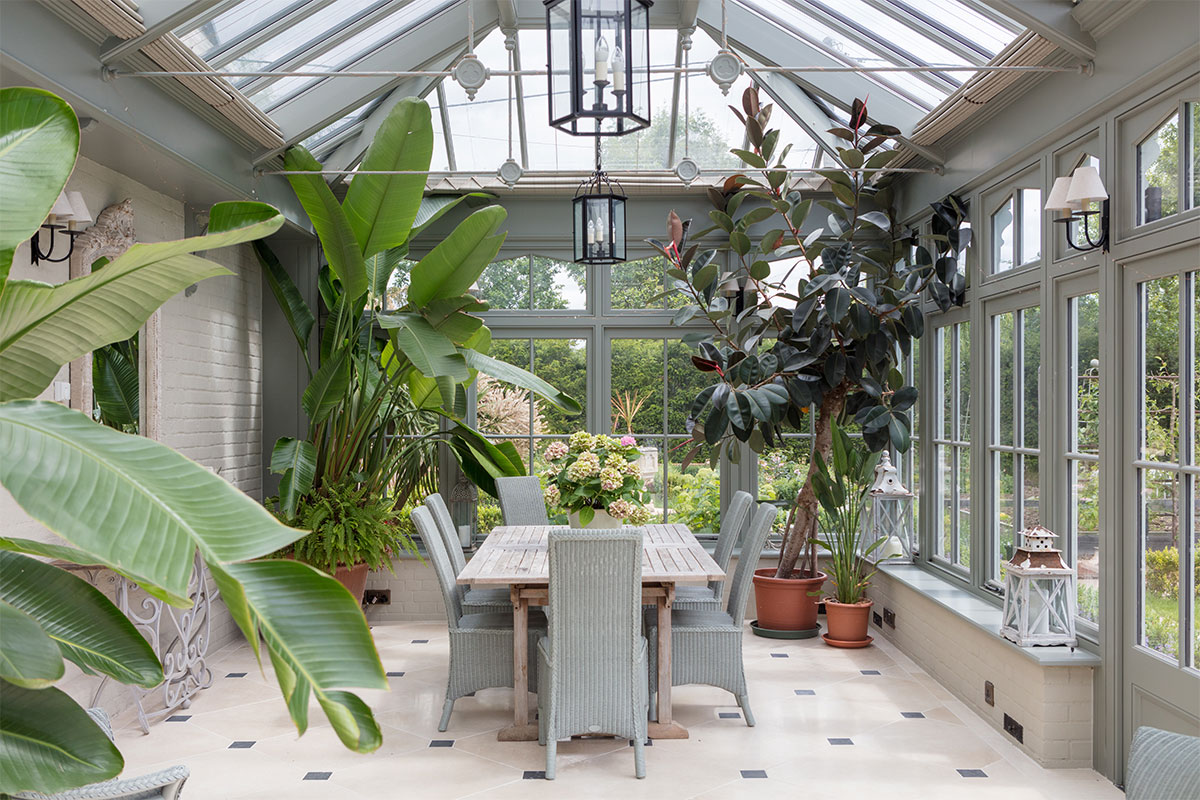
0, 156, 262, 720
868, 570, 1094, 768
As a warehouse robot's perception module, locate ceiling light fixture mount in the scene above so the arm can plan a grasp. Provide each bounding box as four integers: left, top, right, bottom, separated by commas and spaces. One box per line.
707, 49, 743, 95
452, 54, 489, 100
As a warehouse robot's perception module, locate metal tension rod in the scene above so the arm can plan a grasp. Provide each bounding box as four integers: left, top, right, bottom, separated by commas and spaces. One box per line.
104, 62, 1092, 80
254, 166, 941, 177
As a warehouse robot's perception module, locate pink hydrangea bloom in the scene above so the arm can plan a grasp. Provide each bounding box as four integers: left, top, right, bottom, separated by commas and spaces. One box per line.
544, 441, 569, 461
620, 435, 637, 446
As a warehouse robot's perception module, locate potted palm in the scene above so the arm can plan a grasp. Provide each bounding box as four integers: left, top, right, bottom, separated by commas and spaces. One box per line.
542, 432, 654, 527
650, 89, 967, 637
811, 424, 891, 647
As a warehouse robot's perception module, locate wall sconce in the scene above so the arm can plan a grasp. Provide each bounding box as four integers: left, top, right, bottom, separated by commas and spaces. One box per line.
1044, 166, 1108, 253
31, 190, 92, 265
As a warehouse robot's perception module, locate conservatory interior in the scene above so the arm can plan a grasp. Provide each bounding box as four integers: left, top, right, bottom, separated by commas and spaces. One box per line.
1, 0, 1198, 798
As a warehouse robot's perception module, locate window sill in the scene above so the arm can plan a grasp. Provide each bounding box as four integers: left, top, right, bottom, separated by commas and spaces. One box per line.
875, 563, 1101, 667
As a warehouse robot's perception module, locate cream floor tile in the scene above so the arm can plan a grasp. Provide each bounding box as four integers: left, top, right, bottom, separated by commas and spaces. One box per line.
110, 619, 1121, 800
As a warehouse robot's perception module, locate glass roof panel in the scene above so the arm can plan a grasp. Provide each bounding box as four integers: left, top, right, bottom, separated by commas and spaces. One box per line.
806, 0, 977, 72
300, 95, 381, 154
892, 0, 1021, 55
248, 0, 455, 110
177, 0, 308, 61
439, 30, 523, 172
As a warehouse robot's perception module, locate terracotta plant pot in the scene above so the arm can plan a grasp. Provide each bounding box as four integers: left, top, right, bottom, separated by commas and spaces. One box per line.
823, 598, 873, 647
752, 569, 826, 634
333, 562, 371, 606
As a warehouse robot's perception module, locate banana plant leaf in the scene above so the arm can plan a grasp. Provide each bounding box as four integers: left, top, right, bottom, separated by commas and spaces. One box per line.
0, 87, 79, 291
0, 551, 161, 687
0, 201, 283, 402
283, 147, 366, 301
0, 601, 63, 689
342, 97, 433, 260
0, 681, 123, 795
378, 313, 469, 382
92, 344, 139, 429
462, 349, 583, 415
271, 437, 317, 518
407, 207, 507, 307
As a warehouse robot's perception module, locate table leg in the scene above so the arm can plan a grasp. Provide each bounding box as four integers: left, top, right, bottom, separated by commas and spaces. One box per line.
648, 582, 688, 739
499, 585, 538, 741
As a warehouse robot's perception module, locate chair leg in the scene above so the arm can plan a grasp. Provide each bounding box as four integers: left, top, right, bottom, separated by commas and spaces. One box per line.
545, 739, 557, 780
736, 693, 755, 727
633, 738, 646, 779
439, 698, 455, 732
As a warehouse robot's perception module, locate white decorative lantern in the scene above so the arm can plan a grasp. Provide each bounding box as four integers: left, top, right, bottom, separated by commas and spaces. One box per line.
1000, 526, 1077, 648
863, 452, 915, 564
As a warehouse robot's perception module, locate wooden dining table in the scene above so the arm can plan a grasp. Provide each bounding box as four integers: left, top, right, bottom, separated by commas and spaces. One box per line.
457, 523, 725, 741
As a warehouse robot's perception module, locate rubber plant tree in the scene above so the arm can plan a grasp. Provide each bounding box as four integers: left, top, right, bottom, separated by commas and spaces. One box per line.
0, 87, 389, 796
649, 89, 967, 592
260, 96, 582, 521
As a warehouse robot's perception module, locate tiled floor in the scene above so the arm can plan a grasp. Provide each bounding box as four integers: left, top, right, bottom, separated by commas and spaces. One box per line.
114, 621, 1122, 799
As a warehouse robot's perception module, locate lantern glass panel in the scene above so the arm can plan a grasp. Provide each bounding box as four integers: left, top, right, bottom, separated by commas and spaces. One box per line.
612, 196, 626, 261
629, 1, 650, 123
573, 196, 587, 262
547, 0, 573, 125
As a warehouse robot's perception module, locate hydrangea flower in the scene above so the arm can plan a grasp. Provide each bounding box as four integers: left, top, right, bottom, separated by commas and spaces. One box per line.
607, 498, 633, 519
544, 484, 560, 506
544, 441, 569, 461
623, 459, 641, 477
567, 451, 600, 481
620, 435, 637, 446
568, 431, 594, 452
627, 505, 653, 526
599, 467, 623, 491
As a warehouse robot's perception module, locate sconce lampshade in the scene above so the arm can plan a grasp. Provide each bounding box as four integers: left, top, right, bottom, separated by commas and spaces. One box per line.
1043, 176, 1077, 213
1066, 165, 1108, 204
49, 191, 75, 220
66, 191, 92, 225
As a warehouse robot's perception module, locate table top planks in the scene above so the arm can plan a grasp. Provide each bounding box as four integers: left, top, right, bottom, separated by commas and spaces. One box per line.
457, 523, 724, 586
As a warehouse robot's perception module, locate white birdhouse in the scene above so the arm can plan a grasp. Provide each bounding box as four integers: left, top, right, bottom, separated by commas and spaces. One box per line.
863, 452, 915, 564
1000, 526, 1077, 648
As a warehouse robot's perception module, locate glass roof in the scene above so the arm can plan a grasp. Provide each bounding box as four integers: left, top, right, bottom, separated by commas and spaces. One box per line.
169, 0, 1026, 175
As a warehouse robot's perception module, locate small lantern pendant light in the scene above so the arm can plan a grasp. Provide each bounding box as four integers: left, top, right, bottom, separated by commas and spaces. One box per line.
574, 149, 626, 264
545, 0, 652, 136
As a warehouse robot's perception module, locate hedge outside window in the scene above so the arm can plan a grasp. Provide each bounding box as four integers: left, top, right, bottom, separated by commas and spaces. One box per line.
935, 320, 971, 570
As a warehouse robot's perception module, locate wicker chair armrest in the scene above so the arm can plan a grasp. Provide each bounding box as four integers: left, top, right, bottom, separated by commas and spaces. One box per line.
16, 766, 189, 800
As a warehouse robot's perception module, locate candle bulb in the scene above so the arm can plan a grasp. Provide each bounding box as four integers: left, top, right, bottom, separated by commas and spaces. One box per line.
595, 216, 605, 243
594, 36, 609, 84
587, 218, 596, 245
612, 45, 625, 92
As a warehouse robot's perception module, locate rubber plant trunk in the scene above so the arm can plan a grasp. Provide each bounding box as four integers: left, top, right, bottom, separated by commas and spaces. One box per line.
334, 563, 371, 606
752, 383, 846, 634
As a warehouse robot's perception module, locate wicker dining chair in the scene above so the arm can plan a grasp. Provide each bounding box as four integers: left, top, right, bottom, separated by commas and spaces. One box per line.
425, 494, 511, 614
646, 501, 779, 727
672, 490, 755, 612
13, 708, 188, 800
537, 529, 648, 780
411, 506, 544, 732
494, 476, 550, 526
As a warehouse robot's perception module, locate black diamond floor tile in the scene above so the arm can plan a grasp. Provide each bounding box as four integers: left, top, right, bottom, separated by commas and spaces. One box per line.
828, 737, 854, 745
303, 772, 331, 781
957, 769, 988, 778
901, 711, 926, 719
523, 771, 546, 779
794, 689, 816, 696
228, 741, 255, 749
386, 671, 405, 677
770, 653, 789, 658
411, 639, 429, 644
718, 712, 742, 719
740, 770, 768, 779
166, 715, 191, 722
860, 669, 881, 675
429, 740, 454, 748
224, 672, 247, 678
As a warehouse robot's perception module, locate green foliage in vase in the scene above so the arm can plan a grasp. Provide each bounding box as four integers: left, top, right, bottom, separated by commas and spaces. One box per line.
270, 482, 419, 574
648, 89, 967, 579
0, 87, 388, 797
809, 424, 888, 605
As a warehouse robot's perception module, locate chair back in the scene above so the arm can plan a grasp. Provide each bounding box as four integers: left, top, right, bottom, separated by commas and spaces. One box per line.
1126, 726, 1200, 800
411, 505, 463, 629
709, 490, 754, 594
725, 502, 779, 626
546, 529, 643, 732
495, 476, 550, 525
426, 493, 466, 576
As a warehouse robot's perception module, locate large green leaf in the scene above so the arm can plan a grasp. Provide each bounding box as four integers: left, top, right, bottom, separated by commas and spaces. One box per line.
0, 201, 283, 402
283, 146, 366, 301
378, 313, 468, 382
0, 88, 79, 291
0, 552, 162, 687
0, 400, 304, 604
92, 345, 139, 428
410, 193, 495, 240
407, 207, 507, 307
301, 347, 350, 425
365, 248, 404, 306
270, 437, 317, 518
462, 349, 582, 415
0, 682, 122, 795
254, 240, 314, 372
343, 98, 433, 259
0, 601, 63, 689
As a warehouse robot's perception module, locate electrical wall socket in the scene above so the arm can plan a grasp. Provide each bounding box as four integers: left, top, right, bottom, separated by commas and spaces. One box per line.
883, 608, 896, 628
873, 611, 883, 627
363, 589, 391, 606
984, 680, 995, 706
1003, 713, 1024, 743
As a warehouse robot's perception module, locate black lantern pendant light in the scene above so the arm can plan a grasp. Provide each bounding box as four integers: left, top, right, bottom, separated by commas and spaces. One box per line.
545, 0, 652, 136
574, 157, 626, 264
